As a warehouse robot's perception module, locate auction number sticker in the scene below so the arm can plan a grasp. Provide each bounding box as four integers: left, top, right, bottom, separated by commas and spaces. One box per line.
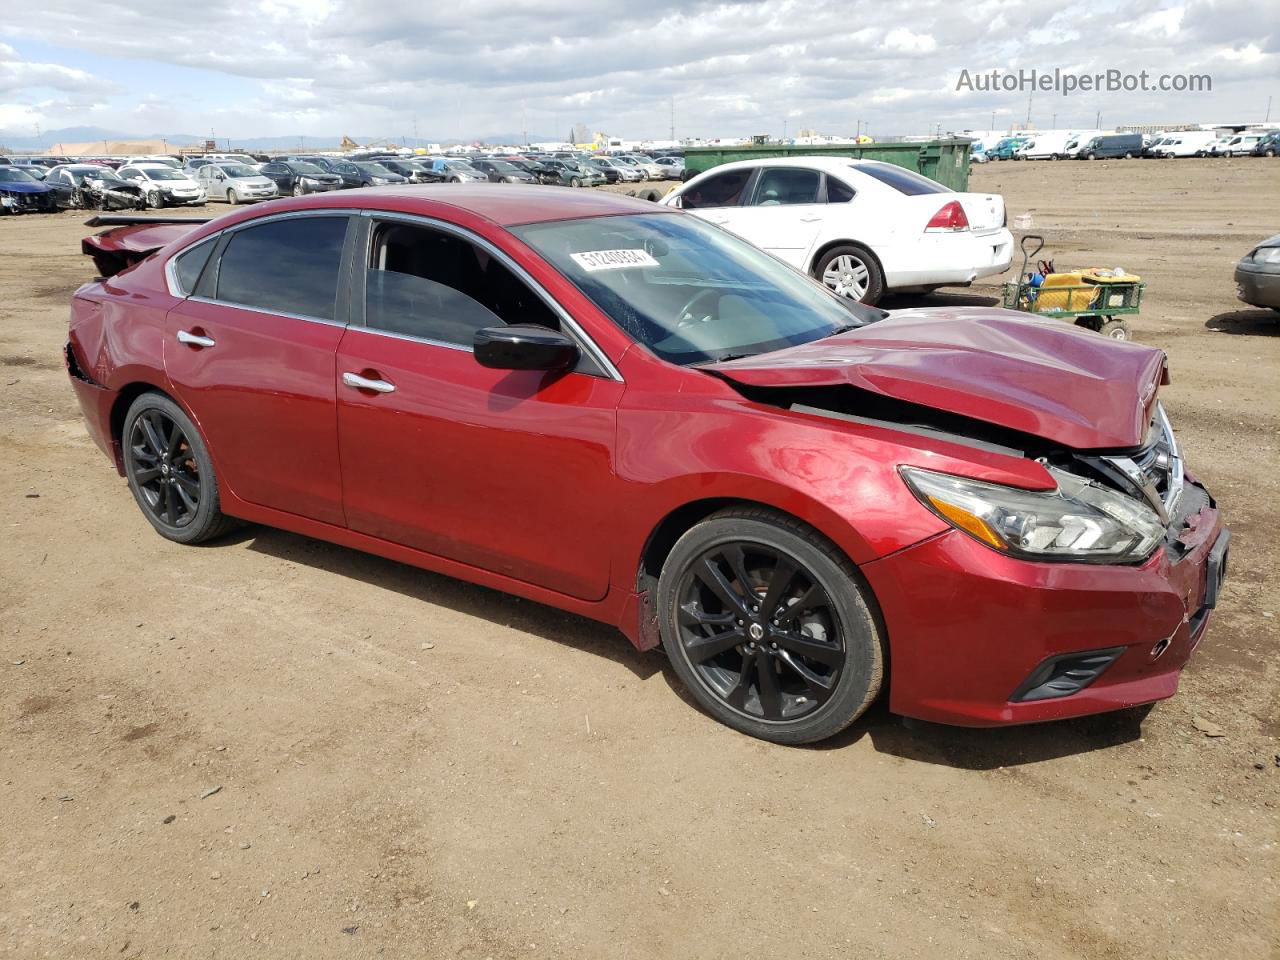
570, 249, 660, 271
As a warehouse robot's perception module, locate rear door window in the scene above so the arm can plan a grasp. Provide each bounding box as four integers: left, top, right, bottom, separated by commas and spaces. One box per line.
172, 238, 216, 296
214, 217, 349, 320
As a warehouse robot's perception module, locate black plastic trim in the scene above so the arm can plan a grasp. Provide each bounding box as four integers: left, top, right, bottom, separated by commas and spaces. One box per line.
1009, 646, 1127, 703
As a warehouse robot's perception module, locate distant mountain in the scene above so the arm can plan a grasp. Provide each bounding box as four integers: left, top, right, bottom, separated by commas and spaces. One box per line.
0, 126, 204, 150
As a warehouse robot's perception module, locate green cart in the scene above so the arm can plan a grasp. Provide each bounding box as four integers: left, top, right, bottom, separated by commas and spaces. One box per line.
1002, 235, 1145, 340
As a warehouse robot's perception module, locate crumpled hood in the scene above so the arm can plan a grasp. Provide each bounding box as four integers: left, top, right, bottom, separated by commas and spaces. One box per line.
0, 180, 54, 194
706, 308, 1169, 450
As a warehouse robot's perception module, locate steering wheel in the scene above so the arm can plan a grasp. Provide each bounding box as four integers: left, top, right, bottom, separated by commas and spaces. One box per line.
675, 288, 719, 329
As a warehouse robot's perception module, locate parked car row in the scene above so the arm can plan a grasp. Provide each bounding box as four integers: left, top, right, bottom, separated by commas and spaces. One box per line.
973, 129, 1280, 163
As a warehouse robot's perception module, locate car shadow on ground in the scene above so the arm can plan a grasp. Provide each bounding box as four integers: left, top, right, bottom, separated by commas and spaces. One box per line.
236, 525, 666, 681
1206, 309, 1280, 335
234, 528, 1149, 769
881, 290, 1002, 310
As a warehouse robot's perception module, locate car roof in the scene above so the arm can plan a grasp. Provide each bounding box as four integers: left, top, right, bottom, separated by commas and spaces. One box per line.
232, 183, 674, 227
686, 155, 907, 178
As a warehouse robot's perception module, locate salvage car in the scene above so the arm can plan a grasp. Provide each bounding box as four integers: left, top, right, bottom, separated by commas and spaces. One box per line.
43, 164, 145, 209
282, 156, 367, 189
117, 163, 207, 208
194, 162, 278, 203
350, 162, 409, 187
0, 164, 58, 213
1234, 234, 1280, 311
662, 157, 1012, 305
374, 159, 433, 183
420, 158, 488, 183
258, 160, 344, 196
67, 186, 1228, 744
470, 159, 537, 184
588, 156, 644, 183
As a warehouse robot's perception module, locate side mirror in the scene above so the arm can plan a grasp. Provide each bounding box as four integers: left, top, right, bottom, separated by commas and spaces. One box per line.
215, 174, 225, 181
669, 194, 683, 208
474, 324, 579, 372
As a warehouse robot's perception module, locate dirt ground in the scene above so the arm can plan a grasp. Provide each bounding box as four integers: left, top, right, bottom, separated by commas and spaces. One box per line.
1, 159, 1277, 960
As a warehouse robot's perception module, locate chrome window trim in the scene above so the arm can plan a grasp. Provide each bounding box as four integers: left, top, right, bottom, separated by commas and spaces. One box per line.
359, 210, 624, 382
342, 324, 472, 353
185, 295, 348, 327
164, 235, 218, 299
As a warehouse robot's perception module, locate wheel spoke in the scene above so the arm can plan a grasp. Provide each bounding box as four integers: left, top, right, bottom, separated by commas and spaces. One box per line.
725, 657, 756, 710
720, 545, 755, 603
685, 627, 745, 664
771, 628, 843, 666
173, 472, 200, 495
134, 467, 162, 485
173, 481, 198, 514
774, 584, 823, 624
678, 602, 736, 628
162, 482, 177, 525
758, 557, 798, 620
166, 426, 185, 458
776, 650, 837, 704
693, 556, 751, 617
138, 415, 166, 458
755, 651, 784, 719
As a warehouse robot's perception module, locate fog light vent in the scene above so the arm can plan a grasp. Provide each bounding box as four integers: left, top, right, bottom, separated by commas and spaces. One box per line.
1010, 647, 1126, 702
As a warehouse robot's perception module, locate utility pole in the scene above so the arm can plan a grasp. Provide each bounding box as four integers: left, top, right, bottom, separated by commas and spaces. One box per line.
1025, 89, 1033, 127
1051, 112, 1057, 130
1095, 110, 1101, 129
855, 119, 860, 138
782, 118, 787, 141
990, 111, 995, 133
1266, 95, 1273, 123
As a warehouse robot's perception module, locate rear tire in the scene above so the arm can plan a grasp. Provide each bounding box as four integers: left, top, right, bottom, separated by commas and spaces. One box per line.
657, 508, 885, 745
225, 189, 237, 205
1097, 319, 1131, 341
122, 393, 235, 545
814, 244, 885, 306
1087, 152, 1097, 160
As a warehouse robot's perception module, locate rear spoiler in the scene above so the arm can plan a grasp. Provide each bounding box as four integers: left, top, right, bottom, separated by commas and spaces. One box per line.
82, 216, 211, 278
84, 215, 213, 227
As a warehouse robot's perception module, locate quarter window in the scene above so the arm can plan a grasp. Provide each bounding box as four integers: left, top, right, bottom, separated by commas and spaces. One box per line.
751, 168, 820, 205
215, 217, 348, 320
826, 177, 855, 203
172, 238, 216, 296
364, 222, 557, 346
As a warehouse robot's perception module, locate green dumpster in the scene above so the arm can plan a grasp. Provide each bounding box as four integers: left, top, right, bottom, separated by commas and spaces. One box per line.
681, 139, 973, 191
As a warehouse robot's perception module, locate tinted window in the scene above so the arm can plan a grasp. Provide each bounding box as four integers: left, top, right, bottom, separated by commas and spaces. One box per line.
681, 169, 752, 209
215, 217, 348, 320
752, 168, 820, 205
826, 177, 855, 203
365, 222, 558, 346
854, 161, 950, 196
173, 238, 215, 295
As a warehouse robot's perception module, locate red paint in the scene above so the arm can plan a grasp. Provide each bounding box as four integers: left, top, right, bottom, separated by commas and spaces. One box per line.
66, 186, 1226, 727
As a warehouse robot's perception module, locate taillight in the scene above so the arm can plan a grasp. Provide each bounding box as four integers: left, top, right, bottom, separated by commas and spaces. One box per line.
925, 201, 970, 232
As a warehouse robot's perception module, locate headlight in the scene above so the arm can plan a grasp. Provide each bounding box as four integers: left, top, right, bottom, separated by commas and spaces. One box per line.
1251, 247, 1280, 264
371, 177, 388, 184
900, 465, 1165, 563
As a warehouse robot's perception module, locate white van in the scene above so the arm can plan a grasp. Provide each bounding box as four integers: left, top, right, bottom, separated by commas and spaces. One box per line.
1218, 135, 1263, 157
1015, 132, 1079, 159
1060, 130, 1106, 158
1157, 131, 1218, 157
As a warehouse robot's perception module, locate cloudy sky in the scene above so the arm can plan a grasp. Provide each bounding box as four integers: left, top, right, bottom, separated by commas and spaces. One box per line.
0, 0, 1275, 144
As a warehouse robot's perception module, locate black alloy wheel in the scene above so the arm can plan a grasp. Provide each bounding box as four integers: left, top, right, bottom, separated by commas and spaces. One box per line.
675, 542, 844, 722
658, 509, 885, 744
123, 393, 232, 544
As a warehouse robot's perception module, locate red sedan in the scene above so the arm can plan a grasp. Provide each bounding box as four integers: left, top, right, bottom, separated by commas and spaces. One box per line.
67, 186, 1228, 744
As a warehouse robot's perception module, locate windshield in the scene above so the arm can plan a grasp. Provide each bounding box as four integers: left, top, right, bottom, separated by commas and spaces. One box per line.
445, 161, 476, 170
291, 162, 325, 174
220, 164, 258, 178
76, 167, 121, 182
330, 161, 359, 174
139, 167, 187, 180
356, 162, 395, 175
488, 161, 517, 171
512, 213, 880, 365
0, 167, 37, 183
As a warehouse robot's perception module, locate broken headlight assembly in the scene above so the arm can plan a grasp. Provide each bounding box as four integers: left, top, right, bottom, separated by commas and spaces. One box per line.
900, 465, 1166, 563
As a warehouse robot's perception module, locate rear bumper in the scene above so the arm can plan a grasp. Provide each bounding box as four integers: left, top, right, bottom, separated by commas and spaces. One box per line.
1235, 262, 1280, 309
862, 479, 1225, 726
883, 228, 1014, 288
65, 342, 121, 470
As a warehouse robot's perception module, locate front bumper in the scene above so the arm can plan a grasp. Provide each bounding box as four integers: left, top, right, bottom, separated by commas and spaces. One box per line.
1234, 261, 1280, 309
862, 476, 1226, 726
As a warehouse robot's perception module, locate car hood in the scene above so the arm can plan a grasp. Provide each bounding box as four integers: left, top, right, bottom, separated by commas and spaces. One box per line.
705, 308, 1168, 451
0, 180, 54, 194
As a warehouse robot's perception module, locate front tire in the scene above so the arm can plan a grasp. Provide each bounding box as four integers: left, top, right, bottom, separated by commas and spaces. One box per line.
814, 244, 885, 305
293, 182, 304, 197
657, 508, 885, 744
1097, 319, 1131, 340
225, 189, 238, 205
122, 393, 233, 545
569, 176, 581, 188
146, 189, 165, 209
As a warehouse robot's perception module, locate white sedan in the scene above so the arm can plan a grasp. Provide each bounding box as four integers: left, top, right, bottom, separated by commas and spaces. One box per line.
116, 163, 207, 208
661, 157, 1013, 304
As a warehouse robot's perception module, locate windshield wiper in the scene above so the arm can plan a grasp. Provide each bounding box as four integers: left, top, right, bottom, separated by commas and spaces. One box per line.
709, 352, 759, 363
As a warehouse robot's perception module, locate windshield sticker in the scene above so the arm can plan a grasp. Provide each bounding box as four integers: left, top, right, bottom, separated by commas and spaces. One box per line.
570, 249, 660, 271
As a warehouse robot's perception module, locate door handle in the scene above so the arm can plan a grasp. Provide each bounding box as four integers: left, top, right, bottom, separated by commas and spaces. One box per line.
342, 371, 396, 394
177, 330, 215, 348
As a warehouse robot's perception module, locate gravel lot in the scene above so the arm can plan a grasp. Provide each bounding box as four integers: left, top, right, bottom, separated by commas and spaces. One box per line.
1, 159, 1277, 959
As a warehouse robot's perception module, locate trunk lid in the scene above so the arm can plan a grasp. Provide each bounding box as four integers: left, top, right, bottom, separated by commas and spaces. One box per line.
706, 308, 1167, 451
80, 216, 208, 277
908, 192, 1005, 235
